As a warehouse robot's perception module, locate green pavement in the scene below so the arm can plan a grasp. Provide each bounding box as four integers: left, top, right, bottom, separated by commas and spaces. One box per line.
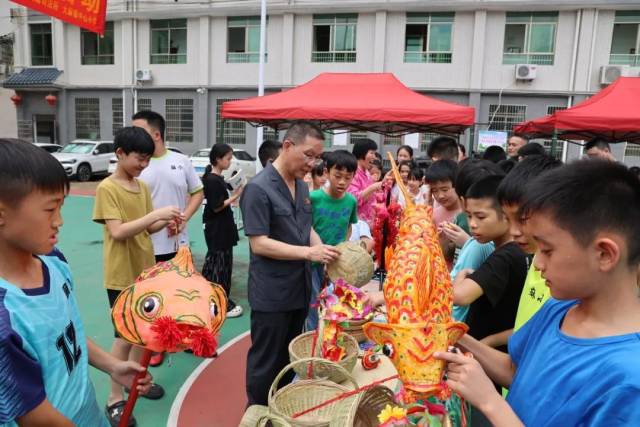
58, 196, 250, 427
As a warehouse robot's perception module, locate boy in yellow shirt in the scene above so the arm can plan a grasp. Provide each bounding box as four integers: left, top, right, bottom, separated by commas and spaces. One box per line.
497, 154, 562, 331
93, 127, 183, 426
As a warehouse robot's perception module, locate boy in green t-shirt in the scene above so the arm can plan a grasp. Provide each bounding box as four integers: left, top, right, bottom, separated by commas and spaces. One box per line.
305, 150, 358, 330
93, 127, 183, 426
497, 155, 562, 331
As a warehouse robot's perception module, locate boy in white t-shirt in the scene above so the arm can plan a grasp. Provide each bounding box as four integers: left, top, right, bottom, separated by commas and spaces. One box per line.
133, 111, 203, 260
133, 111, 204, 367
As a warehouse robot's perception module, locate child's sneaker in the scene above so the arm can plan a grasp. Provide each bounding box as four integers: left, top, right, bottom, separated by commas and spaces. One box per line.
227, 305, 244, 318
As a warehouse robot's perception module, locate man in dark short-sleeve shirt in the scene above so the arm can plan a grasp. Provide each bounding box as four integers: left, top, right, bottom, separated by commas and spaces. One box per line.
241, 121, 340, 406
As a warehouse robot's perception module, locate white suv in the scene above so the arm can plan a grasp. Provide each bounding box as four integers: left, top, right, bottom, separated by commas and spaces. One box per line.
53, 140, 114, 181
189, 148, 256, 180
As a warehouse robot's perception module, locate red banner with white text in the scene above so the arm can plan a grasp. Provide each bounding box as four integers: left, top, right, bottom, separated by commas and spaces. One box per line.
11, 0, 106, 34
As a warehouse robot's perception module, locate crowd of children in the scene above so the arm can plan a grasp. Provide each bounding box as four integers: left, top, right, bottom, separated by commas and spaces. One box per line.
1, 123, 639, 426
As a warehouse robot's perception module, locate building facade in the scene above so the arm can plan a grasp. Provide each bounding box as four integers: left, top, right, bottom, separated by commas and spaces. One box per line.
4, 0, 640, 165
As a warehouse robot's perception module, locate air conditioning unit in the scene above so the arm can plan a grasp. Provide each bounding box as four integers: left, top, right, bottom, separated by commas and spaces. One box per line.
135, 69, 152, 81
599, 65, 627, 85
515, 64, 537, 80
0, 64, 6, 75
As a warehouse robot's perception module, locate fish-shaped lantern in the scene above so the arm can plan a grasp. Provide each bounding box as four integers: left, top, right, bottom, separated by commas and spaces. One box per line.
363, 153, 468, 403
111, 246, 227, 357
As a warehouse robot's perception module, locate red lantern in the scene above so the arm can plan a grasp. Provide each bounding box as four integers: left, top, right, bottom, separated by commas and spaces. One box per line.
45, 94, 57, 106
10, 93, 22, 106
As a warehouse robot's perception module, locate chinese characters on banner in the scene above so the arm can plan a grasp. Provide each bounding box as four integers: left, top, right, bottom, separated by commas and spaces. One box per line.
11, 0, 107, 35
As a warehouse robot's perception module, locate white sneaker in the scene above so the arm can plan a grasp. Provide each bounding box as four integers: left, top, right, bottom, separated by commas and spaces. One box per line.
227, 305, 244, 318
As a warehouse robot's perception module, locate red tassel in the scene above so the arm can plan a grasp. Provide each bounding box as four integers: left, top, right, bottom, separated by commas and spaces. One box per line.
189, 328, 217, 357
151, 316, 183, 352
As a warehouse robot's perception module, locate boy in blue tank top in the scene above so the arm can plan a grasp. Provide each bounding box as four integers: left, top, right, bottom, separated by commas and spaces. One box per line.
436, 160, 640, 426
0, 140, 151, 426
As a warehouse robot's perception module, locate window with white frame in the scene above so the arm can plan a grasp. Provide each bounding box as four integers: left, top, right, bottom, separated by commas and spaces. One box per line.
75, 98, 101, 140
349, 131, 368, 145
112, 98, 123, 136
262, 126, 277, 141
216, 98, 246, 145
30, 23, 52, 66
488, 104, 527, 134
420, 132, 441, 153
312, 14, 357, 63
165, 99, 193, 143
137, 98, 152, 112
227, 16, 267, 63
383, 135, 402, 146
150, 19, 187, 64
610, 11, 640, 66
503, 12, 557, 65
81, 22, 114, 65
404, 13, 454, 64
625, 143, 640, 158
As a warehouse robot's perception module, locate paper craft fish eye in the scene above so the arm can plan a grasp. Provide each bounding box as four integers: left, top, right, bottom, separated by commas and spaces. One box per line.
209, 297, 218, 318
137, 292, 163, 321
382, 342, 395, 358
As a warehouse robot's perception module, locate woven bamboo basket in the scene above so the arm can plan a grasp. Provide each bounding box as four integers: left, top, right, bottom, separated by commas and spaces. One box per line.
256, 412, 293, 427
341, 318, 373, 343
289, 331, 359, 383
329, 385, 396, 427
268, 357, 359, 427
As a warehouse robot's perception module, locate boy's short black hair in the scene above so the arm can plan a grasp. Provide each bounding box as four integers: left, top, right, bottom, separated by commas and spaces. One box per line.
427, 136, 459, 161
114, 126, 155, 155
132, 110, 165, 141
517, 142, 546, 158
497, 155, 562, 206
498, 159, 516, 174
352, 138, 378, 160
311, 159, 326, 177
259, 139, 282, 167
458, 143, 467, 156
584, 137, 610, 152
465, 175, 505, 212
455, 159, 504, 199
409, 167, 424, 181
0, 139, 69, 205
425, 159, 458, 185
482, 145, 507, 163
326, 149, 357, 173
520, 159, 640, 266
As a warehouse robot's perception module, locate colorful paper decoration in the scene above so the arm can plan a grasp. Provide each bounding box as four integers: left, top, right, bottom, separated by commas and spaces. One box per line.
364, 154, 468, 403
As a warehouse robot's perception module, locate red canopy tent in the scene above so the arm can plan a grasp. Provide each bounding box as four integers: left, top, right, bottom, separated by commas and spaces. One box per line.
221, 73, 475, 136
514, 77, 640, 143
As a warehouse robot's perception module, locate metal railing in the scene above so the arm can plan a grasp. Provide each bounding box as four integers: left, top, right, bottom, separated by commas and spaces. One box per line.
503, 53, 554, 65
609, 54, 640, 66
404, 52, 452, 63
311, 51, 356, 63
150, 54, 187, 64
227, 52, 268, 63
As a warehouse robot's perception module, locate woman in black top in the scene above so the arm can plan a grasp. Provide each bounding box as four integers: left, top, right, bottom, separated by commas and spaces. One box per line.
202, 144, 244, 317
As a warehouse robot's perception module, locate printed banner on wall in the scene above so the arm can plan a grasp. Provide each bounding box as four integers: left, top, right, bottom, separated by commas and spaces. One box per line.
11, 0, 107, 34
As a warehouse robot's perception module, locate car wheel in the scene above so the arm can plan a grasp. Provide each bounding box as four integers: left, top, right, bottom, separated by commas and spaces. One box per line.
76, 164, 92, 182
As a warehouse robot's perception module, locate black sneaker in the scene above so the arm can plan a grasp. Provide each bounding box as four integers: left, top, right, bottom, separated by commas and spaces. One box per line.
105, 400, 136, 427
125, 383, 165, 400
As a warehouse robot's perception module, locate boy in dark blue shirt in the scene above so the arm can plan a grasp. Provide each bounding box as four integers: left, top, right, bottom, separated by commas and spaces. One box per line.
437, 160, 640, 426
